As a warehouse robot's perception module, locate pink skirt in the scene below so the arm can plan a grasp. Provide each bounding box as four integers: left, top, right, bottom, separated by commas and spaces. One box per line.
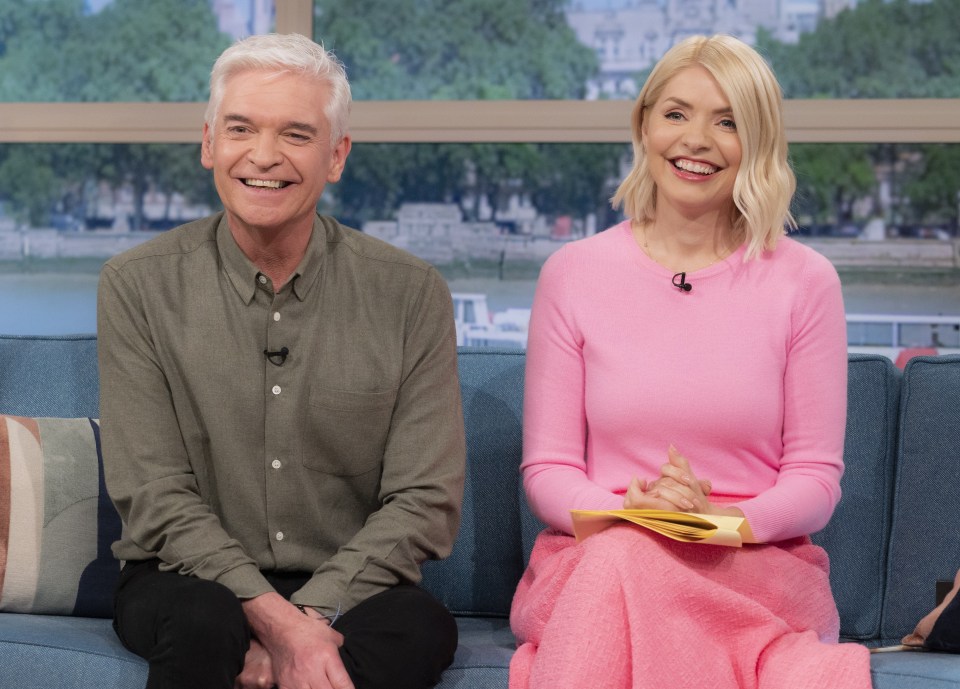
509, 525, 872, 689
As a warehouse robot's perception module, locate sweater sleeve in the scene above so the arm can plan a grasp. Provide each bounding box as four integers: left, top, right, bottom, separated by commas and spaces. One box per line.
521, 248, 624, 534
98, 261, 272, 598
732, 251, 848, 542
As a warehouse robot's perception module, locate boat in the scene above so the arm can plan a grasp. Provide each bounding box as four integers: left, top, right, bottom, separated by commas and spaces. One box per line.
846, 313, 960, 368
453, 296, 960, 368
451, 293, 529, 349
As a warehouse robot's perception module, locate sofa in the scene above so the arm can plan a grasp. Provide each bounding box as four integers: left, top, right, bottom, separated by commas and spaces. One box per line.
1, 334, 960, 689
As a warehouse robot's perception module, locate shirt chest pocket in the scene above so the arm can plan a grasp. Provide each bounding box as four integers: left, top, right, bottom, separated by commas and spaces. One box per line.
304, 386, 398, 476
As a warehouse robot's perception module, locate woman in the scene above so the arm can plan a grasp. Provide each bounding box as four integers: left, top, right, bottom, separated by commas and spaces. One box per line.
510, 34, 872, 689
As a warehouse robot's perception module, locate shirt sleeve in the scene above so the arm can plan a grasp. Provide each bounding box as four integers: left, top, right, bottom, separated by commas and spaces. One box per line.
731, 251, 848, 542
291, 267, 466, 613
520, 248, 624, 534
98, 262, 272, 599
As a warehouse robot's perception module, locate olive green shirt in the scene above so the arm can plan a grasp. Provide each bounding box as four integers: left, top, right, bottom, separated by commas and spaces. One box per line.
98, 213, 465, 614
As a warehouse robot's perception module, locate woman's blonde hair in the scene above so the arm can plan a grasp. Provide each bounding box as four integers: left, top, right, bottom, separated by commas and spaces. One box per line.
611, 34, 795, 259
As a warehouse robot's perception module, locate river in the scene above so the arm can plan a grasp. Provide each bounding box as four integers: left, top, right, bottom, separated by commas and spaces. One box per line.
1, 273, 958, 336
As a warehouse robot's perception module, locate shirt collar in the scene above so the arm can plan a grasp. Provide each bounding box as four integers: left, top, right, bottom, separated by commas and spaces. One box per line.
217, 214, 326, 304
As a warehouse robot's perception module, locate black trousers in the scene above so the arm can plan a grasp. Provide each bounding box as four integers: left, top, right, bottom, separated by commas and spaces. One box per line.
113, 559, 458, 689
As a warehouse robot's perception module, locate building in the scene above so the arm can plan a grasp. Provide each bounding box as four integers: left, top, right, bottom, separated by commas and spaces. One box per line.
565, 0, 827, 99
210, 0, 274, 38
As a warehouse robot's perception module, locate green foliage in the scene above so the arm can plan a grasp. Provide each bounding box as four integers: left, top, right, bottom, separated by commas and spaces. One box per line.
0, 0, 87, 101
530, 143, 625, 227
337, 143, 624, 229
0, 143, 215, 229
902, 144, 960, 226
74, 0, 229, 101
86, 144, 216, 228
790, 144, 877, 225
336, 144, 469, 225
315, 0, 598, 99
0, 0, 226, 228
0, 146, 59, 225
3, 0, 956, 235
758, 0, 960, 98
0, 0, 228, 102
790, 142, 960, 230
756, 0, 960, 230
315, 0, 606, 226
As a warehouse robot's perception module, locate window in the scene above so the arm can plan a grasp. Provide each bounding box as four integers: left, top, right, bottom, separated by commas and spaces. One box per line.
0, 0, 274, 103
1, 0, 958, 356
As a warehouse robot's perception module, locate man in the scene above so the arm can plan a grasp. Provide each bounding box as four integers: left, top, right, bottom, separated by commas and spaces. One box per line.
97, 33, 465, 689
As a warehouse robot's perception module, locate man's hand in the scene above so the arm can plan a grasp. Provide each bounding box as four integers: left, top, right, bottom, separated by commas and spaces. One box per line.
235, 639, 275, 689
242, 592, 354, 689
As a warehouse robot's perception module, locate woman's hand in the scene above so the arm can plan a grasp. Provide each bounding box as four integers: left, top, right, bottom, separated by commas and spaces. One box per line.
623, 445, 713, 513
651, 446, 711, 512
623, 446, 713, 511
623, 476, 678, 510
903, 568, 960, 647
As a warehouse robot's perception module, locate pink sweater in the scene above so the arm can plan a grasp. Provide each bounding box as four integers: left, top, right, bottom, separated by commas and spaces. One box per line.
521, 221, 848, 543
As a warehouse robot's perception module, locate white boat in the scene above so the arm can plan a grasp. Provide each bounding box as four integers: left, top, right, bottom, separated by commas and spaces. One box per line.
452, 297, 960, 366
846, 313, 960, 367
451, 293, 529, 349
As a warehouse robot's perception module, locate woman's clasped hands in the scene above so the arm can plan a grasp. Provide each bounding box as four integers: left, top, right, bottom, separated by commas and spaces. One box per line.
623, 445, 713, 513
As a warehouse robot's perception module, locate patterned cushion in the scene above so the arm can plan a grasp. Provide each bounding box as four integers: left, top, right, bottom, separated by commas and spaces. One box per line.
0, 416, 121, 617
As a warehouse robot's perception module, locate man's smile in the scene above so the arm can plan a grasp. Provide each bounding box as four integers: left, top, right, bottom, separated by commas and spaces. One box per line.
242, 178, 290, 189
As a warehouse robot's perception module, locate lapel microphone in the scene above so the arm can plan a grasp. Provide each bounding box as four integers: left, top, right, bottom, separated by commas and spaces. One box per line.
264, 347, 289, 366
672, 272, 693, 293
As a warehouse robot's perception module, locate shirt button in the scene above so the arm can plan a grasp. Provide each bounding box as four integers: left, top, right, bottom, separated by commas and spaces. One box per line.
275, 531, 284, 541
258, 275, 268, 285
272, 385, 281, 395
273, 312, 281, 321
271, 459, 282, 469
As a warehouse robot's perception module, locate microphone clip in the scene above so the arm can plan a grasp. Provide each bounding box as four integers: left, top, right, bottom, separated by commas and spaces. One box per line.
264, 346, 289, 366
672, 272, 692, 293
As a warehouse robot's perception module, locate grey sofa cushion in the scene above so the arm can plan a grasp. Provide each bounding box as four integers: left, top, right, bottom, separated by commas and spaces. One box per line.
421, 349, 528, 617
813, 354, 900, 641
0, 335, 99, 418
882, 355, 960, 641
0, 615, 145, 689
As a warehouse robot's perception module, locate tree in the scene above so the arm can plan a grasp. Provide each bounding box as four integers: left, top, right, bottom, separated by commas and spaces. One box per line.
755, 0, 960, 231
57, 0, 227, 228
72, 0, 228, 102
0, 0, 227, 102
757, 0, 960, 99
335, 142, 625, 232
532, 144, 625, 228
0, 146, 60, 227
315, 0, 604, 228
0, 0, 228, 228
334, 144, 470, 226
0, 0, 86, 101
315, 0, 597, 100
902, 145, 960, 231
790, 144, 877, 227
87, 144, 216, 230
